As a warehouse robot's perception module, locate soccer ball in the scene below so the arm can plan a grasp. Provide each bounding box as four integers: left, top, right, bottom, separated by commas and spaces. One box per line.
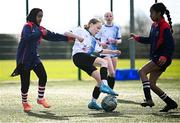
101, 95, 117, 112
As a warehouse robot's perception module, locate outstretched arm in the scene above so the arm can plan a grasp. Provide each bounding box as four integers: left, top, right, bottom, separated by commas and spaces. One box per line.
130, 33, 151, 44
42, 29, 69, 42
107, 38, 122, 45
100, 49, 121, 55
64, 31, 84, 42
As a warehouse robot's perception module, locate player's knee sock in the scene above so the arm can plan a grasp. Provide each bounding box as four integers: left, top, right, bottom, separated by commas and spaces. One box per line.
142, 81, 152, 101
92, 86, 101, 99
21, 93, 28, 103
20, 69, 30, 103
100, 67, 108, 86
100, 67, 108, 81
92, 86, 101, 102
159, 92, 174, 105
107, 76, 115, 89
38, 86, 45, 99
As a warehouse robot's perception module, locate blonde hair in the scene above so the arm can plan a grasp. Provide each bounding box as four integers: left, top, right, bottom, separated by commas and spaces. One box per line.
84, 18, 101, 30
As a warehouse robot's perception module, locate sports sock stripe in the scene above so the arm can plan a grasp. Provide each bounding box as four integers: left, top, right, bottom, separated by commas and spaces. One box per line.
160, 93, 167, 100
142, 81, 152, 101
38, 86, 45, 99
21, 93, 28, 103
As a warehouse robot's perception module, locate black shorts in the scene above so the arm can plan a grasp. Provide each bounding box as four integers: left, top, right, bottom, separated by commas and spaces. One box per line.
152, 56, 172, 72
73, 53, 97, 76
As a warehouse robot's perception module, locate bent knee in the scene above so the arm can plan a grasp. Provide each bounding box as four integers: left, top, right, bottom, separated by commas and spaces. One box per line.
138, 69, 143, 75
150, 83, 156, 89
138, 69, 147, 76
109, 71, 115, 77
101, 59, 108, 67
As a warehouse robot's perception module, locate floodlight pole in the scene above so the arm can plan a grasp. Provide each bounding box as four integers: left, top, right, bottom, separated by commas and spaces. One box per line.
110, 0, 113, 12
26, 0, 29, 16
78, 0, 81, 26
78, 0, 82, 81
129, 0, 135, 69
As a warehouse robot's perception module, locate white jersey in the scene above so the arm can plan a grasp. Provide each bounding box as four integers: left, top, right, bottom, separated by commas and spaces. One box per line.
95, 23, 121, 57
72, 27, 103, 56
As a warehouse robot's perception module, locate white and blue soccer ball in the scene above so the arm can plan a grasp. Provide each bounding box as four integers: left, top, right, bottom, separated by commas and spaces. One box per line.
101, 95, 117, 112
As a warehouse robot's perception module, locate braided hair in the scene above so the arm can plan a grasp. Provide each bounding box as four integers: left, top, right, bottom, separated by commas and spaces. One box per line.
150, 2, 173, 33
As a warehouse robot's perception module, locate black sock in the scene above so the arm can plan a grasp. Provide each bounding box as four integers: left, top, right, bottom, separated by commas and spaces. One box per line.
142, 81, 152, 101
92, 86, 101, 99
159, 92, 175, 105
107, 76, 115, 89
100, 67, 108, 80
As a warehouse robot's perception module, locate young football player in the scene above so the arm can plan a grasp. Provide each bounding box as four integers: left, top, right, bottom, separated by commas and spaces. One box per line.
64, 18, 120, 110
130, 3, 178, 112
11, 8, 73, 112
96, 12, 122, 89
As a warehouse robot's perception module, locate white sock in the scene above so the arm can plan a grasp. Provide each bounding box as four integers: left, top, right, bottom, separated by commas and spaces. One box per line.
102, 80, 108, 86
92, 98, 97, 102
96, 82, 101, 87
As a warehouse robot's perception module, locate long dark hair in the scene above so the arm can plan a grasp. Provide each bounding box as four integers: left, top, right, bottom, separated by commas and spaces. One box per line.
150, 2, 173, 33
26, 8, 43, 25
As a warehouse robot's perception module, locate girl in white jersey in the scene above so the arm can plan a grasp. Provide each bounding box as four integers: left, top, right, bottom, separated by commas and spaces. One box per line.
96, 12, 122, 89
64, 18, 121, 110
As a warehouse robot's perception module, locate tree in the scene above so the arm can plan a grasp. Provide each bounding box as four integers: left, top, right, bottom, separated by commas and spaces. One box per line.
134, 10, 151, 35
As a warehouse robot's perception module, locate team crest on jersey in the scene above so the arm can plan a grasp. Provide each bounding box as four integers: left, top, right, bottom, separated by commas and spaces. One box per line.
82, 45, 88, 51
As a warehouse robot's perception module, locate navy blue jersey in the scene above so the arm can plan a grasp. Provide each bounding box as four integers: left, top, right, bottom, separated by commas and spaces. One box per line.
137, 18, 175, 60
16, 22, 68, 70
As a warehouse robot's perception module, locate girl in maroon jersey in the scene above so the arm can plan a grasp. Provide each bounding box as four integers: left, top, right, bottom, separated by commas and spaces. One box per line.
130, 3, 178, 112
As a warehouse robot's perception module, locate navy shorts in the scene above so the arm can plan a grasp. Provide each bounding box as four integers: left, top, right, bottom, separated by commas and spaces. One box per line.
152, 56, 172, 72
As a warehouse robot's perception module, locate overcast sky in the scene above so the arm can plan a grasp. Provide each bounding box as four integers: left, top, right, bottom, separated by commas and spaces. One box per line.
0, 0, 179, 34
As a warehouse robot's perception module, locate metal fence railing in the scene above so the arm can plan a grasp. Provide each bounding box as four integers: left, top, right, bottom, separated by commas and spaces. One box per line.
0, 34, 180, 60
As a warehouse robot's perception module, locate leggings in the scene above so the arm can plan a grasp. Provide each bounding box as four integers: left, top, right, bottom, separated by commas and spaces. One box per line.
20, 63, 47, 94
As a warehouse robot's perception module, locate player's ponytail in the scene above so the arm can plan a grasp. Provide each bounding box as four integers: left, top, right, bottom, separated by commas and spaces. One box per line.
84, 18, 101, 30
165, 9, 173, 33
84, 24, 89, 30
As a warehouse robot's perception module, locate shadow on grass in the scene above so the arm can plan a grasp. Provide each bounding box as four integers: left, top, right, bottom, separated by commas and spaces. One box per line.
152, 111, 180, 118
117, 99, 141, 105
27, 111, 89, 120
88, 111, 132, 118
27, 111, 69, 120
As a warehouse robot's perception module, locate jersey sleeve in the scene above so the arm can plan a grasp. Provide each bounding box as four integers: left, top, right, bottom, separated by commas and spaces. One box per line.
87, 37, 102, 54
71, 27, 84, 36
95, 43, 103, 53
94, 37, 103, 53
116, 25, 122, 39
138, 26, 152, 44
138, 37, 151, 44
43, 29, 68, 41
